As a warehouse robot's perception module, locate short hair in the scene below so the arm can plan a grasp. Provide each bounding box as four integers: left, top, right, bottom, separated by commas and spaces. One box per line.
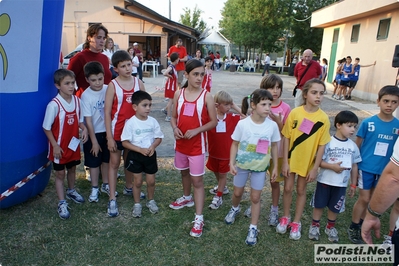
260, 74, 283, 93
131, 90, 152, 105
346, 56, 352, 60
176, 38, 182, 43
54, 69, 75, 85
214, 90, 233, 104
170, 52, 179, 62
204, 56, 212, 62
334, 110, 358, 128
111, 50, 131, 67
84, 61, 104, 78
355, 57, 360, 61
83, 23, 108, 50
378, 85, 399, 100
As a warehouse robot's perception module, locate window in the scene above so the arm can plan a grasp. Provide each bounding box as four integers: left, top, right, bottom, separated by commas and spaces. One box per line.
377, 18, 390, 40
351, 24, 360, 42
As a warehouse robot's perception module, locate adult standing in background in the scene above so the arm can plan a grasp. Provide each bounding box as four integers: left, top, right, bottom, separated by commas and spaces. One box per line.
167, 38, 188, 89
261, 53, 271, 76
68, 23, 112, 97
293, 49, 322, 107
103, 37, 118, 79
194, 49, 205, 65
133, 42, 144, 83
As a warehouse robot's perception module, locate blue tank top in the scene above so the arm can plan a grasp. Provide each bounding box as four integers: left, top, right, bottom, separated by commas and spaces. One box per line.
341, 63, 352, 81
350, 65, 360, 81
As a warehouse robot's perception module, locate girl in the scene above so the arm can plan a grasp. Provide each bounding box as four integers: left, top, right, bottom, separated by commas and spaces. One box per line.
169, 59, 217, 238
202, 56, 213, 92
332, 58, 344, 99
224, 89, 280, 246
277, 78, 331, 240
162, 52, 179, 122
321, 58, 328, 82
128, 47, 140, 77
103, 37, 118, 79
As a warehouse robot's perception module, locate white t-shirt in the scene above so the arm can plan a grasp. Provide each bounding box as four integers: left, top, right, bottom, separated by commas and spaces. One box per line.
80, 85, 107, 133
102, 49, 113, 68
232, 116, 280, 172
121, 115, 164, 148
265, 55, 271, 65
42, 94, 83, 130
132, 56, 139, 74
317, 135, 362, 187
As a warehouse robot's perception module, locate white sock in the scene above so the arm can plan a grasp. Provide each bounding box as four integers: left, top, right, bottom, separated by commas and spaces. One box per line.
183, 195, 192, 200
250, 224, 257, 230
232, 205, 240, 211
195, 214, 203, 220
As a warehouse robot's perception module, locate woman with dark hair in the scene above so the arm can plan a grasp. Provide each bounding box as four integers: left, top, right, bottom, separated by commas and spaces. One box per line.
68, 23, 112, 97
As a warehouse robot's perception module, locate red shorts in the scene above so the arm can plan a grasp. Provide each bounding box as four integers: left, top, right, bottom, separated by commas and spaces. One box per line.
164, 88, 175, 99
206, 156, 229, 174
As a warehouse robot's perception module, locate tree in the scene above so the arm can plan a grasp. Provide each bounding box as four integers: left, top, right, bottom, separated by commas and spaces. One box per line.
179, 5, 207, 33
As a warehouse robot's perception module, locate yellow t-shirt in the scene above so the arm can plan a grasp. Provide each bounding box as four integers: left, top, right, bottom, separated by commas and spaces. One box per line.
282, 106, 331, 177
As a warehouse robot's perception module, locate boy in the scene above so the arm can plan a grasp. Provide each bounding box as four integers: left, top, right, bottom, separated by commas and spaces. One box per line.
81, 61, 117, 203
202, 56, 213, 92
121, 91, 164, 217
162, 52, 179, 122
346, 58, 376, 100
43, 69, 88, 219
104, 50, 145, 217
309, 111, 361, 243
207, 91, 240, 209
347, 85, 399, 243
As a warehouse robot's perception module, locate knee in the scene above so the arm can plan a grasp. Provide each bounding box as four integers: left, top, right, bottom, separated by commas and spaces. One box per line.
191, 178, 203, 189
283, 184, 293, 194
251, 194, 261, 204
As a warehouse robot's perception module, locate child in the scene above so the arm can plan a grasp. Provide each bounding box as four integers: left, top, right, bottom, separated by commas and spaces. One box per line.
207, 90, 240, 209
202, 56, 213, 92
346, 58, 376, 100
42, 69, 88, 219
309, 110, 361, 243
121, 91, 164, 217
169, 59, 217, 238
224, 89, 280, 246
162, 52, 179, 122
104, 50, 145, 217
128, 47, 140, 77
81, 61, 116, 203
337, 56, 353, 101
347, 85, 399, 244
332, 59, 344, 99
277, 78, 331, 240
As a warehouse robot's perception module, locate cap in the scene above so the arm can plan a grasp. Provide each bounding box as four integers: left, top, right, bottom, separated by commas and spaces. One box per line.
133, 42, 138, 46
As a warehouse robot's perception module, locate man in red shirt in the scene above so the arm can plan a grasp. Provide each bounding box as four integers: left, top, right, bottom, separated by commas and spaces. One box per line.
293, 49, 322, 107
167, 39, 188, 89
133, 42, 144, 82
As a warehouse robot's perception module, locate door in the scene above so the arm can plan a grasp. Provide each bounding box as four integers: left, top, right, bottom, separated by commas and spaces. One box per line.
327, 28, 339, 83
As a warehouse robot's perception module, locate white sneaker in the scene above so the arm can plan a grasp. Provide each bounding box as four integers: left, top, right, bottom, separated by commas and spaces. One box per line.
88, 187, 100, 203
209, 185, 229, 195
132, 203, 142, 218
289, 222, 302, 240
244, 206, 251, 218
146, 200, 159, 214
308, 225, 320, 241
209, 196, 223, 209
276, 216, 291, 234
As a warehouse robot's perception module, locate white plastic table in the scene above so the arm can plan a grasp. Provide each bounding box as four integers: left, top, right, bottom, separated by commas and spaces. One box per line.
142, 61, 159, 78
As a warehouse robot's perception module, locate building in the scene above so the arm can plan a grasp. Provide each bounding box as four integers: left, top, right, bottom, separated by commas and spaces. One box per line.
311, 0, 399, 101
62, 0, 200, 68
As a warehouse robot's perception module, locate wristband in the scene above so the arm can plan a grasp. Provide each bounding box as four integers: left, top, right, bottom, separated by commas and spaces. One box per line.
350, 184, 356, 189
367, 204, 382, 218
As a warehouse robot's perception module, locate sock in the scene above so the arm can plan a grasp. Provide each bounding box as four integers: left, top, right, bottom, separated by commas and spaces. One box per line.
183, 195, 192, 200
389, 230, 394, 237
312, 219, 320, 227
350, 221, 361, 229
134, 203, 141, 206
327, 219, 336, 229
249, 224, 257, 230
59, 200, 66, 204
125, 186, 132, 191
271, 205, 278, 213
92, 186, 98, 189
232, 205, 240, 211
216, 191, 223, 197
195, 214, 203, 220
359, 218, 364, 226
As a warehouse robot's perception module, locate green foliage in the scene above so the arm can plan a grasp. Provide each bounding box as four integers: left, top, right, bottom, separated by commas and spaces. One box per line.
179, 5, 207, 33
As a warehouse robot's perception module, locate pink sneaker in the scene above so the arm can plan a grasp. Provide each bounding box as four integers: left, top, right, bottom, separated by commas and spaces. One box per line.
190, 218, 204, 237
169, 196, 194, 210
289, 222, 302, 240
276, 216, 291, 234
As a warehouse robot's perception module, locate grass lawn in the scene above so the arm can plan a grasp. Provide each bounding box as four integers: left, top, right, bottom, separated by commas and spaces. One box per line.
0, 157, 391, 266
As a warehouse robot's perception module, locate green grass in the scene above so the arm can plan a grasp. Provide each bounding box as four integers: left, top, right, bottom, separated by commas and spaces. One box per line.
0, 157, 391, 266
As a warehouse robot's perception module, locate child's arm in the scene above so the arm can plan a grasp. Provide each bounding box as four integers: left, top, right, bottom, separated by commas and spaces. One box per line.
138, 79, 145, 91
85, 116, 100, 157
269, 112, 284, 131
183, 92, 218, 139
104, 83, 117, 153
348, 163, 359, 198
231, 102, 246, 118
163, 66, 173, 78
122, 140, 155, 157
229, 140, 239, 176
360, 61, 376, 68
355, 136, 363, 149
306, 145, 325, 183
320, 160, 347, 173
170, 90, 184, 139
147, 138, 162, 157
43, 129, 63, 160
270, 142, 278, 182
281, 137, 290, 177
79, 122, 88, 143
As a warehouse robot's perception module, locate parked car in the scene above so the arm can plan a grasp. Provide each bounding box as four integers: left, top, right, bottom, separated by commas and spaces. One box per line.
61, 43, 83, 69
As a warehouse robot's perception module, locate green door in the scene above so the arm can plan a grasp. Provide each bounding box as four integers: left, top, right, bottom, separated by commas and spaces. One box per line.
327, 28, 339, 83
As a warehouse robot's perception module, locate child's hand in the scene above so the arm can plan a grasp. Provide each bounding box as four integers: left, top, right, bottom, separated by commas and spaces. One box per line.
229, 164, 237, 176
91, 142, 101, 157
147, 146, 155, 157
139, 148, 150, 156
107, 138, 117, 153
269, 112, 282, 124
81, 128, 88, 143
348, 186, 356, 198
306, 169, 318, 183
173, 127, 184, 140
331, 161, 347, 173
271, 168, 278, 182
184, 128, 199, 139
281, 162, 290, 178
53, 145, 63, 160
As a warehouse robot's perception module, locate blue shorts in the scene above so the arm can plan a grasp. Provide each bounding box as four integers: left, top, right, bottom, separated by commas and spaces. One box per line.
312, 182, 346, 213
83, 132, 110, 168
358, 170, 380, 190
233, 167, 266, 191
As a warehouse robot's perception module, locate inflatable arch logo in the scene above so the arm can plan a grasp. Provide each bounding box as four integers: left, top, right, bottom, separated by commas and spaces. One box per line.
0, 0, 65, 208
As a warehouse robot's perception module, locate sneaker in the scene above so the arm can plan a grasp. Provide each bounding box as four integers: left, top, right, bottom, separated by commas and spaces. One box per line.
132, 203, 142, 218
325, 227, 339, 243
245, 227, 259, 246
57, 201, 70, 219
224, 207, 241, 224
101, 184, 119, 197
66, 189, 85, 203
276, 216, 291, 234
161, 108, 167, 115
123, 187, 145, 199
209, 185, 229, 195
209, 196, 223, 210
347, 227, 364, 244
169, 196, 194, 210
308, 225, 320, 241
107, 199, 119, 217
339, 96, 345, 101
88, 187, 100, 203
268, 210, 279, 226
289, 222, 302, 240
190, 217, 204, 237
146, 200, 159, 214
381, 235, 392, 254
331, 94, 336, 98
244, 206, 252, 218
165, 116, 171, 122
347, 95, 352, 100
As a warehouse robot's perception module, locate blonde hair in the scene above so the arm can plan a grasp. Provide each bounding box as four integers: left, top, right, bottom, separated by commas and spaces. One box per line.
214, 90, 233, 104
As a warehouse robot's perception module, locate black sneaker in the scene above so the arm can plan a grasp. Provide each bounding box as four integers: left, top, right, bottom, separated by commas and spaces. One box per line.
347, 227, 364, 244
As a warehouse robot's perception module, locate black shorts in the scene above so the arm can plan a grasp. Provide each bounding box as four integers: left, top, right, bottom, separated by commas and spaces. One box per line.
125, 150, 158, 174
312, 182, 346, 213
393, 227, 399, 264
116, 140, 124, 151
83, 132, 110, 168
53, 160, 81, 171
349, 80, 357, 88
340, 80, 350, 87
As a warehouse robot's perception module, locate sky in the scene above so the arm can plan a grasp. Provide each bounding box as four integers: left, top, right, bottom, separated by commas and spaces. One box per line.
135, 0, 227, 29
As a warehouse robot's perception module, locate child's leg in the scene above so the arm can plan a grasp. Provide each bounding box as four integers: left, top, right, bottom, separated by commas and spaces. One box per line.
181, 169, 192, 196
282, 173, 295, 217
191, 175, 204, 215
108, 150, 121, 200
232, 186, 245, 207
89, 167, 100, 187
312, 208, 324, 222
293, 176, 307, 223
55, 169, 66, 200
270, 181, 280, 208
217, 172, 227, 196
250, 189, 262, 226
101, 163, 109, 184
66, 165, 77, 190
166, 98, 173, 117
123, 149, 134, 191
351, 189, 371, 224
132, 173, 143, 203
327, 210, 338, 223
145, 174, 156, 200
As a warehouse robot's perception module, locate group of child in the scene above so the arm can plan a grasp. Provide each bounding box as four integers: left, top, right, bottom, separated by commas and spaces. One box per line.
44, 51, 399, 247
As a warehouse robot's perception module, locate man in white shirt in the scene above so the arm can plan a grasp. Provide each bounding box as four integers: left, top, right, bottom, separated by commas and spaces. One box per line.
262, 53, 271, 76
